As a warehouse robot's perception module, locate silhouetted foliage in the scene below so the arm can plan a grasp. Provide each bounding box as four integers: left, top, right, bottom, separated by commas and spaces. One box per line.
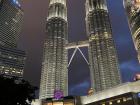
0, 75, 38, 105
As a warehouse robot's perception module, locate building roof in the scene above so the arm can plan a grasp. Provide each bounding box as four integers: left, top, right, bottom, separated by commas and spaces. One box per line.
81, 81, 140, 105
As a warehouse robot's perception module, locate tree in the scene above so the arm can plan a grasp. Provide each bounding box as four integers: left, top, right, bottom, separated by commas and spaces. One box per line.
0, 75, 38, 105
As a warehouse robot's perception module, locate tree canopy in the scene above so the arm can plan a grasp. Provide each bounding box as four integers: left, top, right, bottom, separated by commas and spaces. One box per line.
0, 75, 38, 105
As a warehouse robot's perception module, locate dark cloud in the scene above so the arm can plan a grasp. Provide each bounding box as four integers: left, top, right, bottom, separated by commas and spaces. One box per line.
120, 60, 140, 82
69, 80, 90, 96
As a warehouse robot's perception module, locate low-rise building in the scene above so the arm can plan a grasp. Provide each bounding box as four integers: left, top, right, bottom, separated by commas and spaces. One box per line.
80, 81, 140, 105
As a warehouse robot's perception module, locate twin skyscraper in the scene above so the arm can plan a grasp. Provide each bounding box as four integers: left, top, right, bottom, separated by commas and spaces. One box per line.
39, 0, 121, 99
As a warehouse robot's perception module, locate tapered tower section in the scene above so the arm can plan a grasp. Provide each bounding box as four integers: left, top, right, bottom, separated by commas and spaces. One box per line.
85, 0, 121, 92
39, 0, 68, 99
123, 0, 140, 63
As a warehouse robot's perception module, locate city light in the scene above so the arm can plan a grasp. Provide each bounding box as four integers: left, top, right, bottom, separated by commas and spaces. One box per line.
12, 0, 21, 7
138, 93, 140, 98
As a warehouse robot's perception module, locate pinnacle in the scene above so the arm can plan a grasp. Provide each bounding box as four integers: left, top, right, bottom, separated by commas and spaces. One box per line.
49, 0, 66, 6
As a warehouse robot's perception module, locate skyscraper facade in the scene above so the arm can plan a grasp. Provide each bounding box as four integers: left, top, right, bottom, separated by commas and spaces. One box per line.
39, 0, 68, 99
0, 0, 26, 78
0, 45, 26, 78
0, 0, 23, 48
85, 0, 121, 92
123, 0, 140, 63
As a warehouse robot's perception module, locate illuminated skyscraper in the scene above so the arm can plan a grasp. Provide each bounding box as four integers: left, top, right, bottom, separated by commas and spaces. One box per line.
123, 0, 140, 63
85, 0, 121, 92
0, 0, 23, 48
0, 0, 26, 78
39, 0, 68, 99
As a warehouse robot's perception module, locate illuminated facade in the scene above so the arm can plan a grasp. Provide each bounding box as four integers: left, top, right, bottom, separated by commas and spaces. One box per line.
0, 0, 26, 78
81, 81, 140, 105
85, 0, 121, 92
123, 0, 140, 63
39, 0, 68, 99
39, 0, 122, 98
0, 0, 23, 48
0, 45, 26, 78
42, 96, 76, 105
82, 92, 140, 105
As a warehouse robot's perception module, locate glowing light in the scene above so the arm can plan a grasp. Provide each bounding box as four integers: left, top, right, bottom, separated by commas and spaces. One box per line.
135, 0, 140, 8
123, 98, 127, 102
109, 102, 112, 105
117, 100, 121, 103
138, 93, 140, 97
54, 90, 63, 100
12, 0, 21, 7
136, 0, 140, 3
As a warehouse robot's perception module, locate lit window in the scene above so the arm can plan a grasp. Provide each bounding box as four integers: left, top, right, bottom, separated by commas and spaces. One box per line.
17, 71, 21, 74
117, 100, 120, 103
5, 70, 9, 72
8, 56, 12, 59
109, 102, 112, 105
5, 22, 8, 25
126, 97, 132, 101
5, 72, 8, 74
138, 93, 140, 98
123, 98, 127, 102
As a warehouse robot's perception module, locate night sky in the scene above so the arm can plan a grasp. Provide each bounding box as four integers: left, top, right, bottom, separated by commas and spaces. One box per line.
18, 0, 140, 96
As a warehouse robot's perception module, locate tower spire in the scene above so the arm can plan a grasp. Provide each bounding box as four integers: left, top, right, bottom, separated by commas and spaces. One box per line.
49, 0, 66, 6
85, 0, 107, 15
47, 0, 67, 21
